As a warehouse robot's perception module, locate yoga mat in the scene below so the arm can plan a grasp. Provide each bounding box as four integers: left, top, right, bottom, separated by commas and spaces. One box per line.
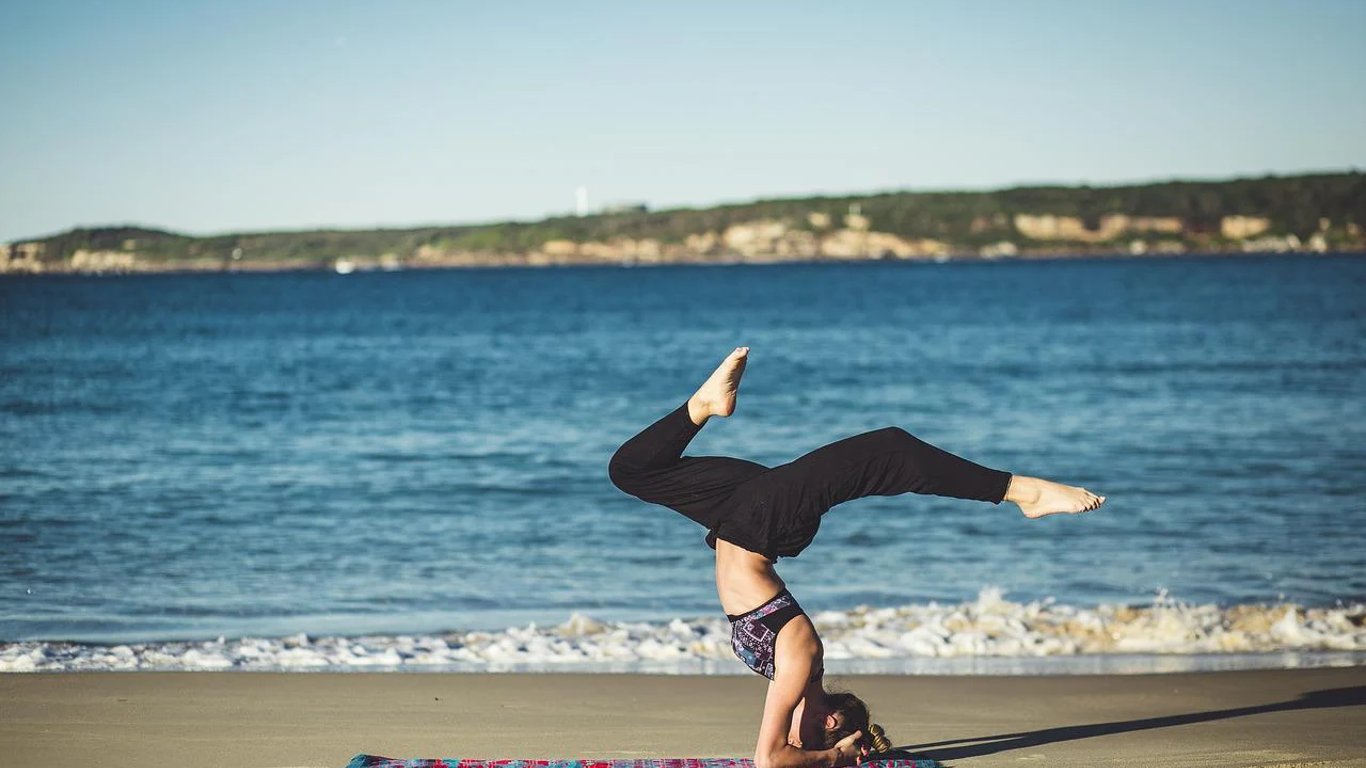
346, 756, 941, 768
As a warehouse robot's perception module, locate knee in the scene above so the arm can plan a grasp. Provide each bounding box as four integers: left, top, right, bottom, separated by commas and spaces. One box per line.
877, 425, 912, 441
607, 448, 639, 494
876, 426, 920, 449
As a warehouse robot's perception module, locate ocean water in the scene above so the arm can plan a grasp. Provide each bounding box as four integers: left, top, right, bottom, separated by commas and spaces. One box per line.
1, 255, 1364, 672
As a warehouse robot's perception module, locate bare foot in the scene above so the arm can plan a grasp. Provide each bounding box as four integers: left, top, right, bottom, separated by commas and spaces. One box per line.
1006, 475, 1105, 519
688, 346, 749, 425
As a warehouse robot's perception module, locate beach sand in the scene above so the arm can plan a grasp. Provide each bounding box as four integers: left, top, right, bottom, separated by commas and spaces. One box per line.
2, 668, 1363, 768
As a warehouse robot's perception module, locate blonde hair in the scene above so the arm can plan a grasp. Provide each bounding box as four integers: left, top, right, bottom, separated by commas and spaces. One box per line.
867, 722, 893, 753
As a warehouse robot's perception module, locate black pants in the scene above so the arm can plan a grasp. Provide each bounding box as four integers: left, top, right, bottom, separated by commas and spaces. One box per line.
608, 402, 1013, 559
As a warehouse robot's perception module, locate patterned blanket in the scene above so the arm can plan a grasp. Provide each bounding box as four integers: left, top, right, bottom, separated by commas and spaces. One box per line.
345, 757, 941, 768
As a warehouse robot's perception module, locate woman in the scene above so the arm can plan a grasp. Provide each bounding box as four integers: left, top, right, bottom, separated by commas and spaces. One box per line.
609, 348, 1105, 768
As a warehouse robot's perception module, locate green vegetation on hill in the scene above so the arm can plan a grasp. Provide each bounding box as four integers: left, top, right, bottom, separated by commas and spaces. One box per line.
11, 172, 1365, 266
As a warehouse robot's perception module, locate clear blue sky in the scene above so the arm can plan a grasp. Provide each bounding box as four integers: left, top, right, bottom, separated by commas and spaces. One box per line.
1, 0, 1363, 242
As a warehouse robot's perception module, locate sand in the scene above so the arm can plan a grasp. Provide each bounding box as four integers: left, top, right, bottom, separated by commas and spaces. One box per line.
1, 668, 1363, 768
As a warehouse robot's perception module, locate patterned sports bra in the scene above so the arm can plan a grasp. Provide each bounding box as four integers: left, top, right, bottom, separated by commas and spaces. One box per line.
727, 588, 813, 680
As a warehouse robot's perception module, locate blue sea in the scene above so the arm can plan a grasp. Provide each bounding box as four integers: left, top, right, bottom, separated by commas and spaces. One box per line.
2, 255, 1364, 672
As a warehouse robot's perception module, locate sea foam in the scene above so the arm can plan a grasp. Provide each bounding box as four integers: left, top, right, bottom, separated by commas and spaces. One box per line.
3, 589, 1362, 673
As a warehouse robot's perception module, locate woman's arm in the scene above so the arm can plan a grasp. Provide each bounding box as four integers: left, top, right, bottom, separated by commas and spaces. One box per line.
752, 628, 865, 768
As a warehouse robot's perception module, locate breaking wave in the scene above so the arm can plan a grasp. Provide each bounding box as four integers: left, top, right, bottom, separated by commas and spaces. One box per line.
3, 589, 1363, 673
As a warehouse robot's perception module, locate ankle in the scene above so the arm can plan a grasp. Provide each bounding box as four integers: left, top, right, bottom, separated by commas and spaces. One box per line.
687, 396, 710, 426
1005, 475, 1041, 504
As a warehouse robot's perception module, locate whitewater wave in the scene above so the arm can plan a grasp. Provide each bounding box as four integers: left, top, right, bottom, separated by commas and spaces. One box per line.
3, 589, 1363, 673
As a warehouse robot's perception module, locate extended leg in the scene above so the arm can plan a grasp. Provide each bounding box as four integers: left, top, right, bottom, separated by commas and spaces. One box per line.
749, 425, 1102, 521
709, 425, 1020, 558
755, 426, 1014, 518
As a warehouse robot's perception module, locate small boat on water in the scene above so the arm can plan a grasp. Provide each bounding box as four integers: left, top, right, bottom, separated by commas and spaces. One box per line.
334, 259, 356, 275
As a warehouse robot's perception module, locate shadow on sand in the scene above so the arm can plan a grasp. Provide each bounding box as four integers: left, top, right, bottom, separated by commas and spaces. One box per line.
881, 685, 1364, 763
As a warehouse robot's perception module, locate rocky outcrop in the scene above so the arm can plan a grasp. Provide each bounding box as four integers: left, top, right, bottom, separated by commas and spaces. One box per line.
1013, 214, 1186, 243
70, 250, 137, 272
1221, 215, 1272, 240
402, 218, 960, 268
0, 242, 48, 273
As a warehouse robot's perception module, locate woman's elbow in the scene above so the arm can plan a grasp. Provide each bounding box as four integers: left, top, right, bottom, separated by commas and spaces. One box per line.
754, 745, 790, 768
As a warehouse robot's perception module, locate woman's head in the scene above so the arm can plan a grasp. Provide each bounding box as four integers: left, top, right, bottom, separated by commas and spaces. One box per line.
820, 690, 893, 753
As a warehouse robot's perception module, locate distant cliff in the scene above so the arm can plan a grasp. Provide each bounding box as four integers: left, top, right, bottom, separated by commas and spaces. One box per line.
3, 172, 1363, 275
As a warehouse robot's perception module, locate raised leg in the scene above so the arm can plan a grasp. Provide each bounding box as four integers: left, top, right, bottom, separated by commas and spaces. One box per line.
708, 425, 1020, 558
754, 426, 1015, 517
743, 425, 1102, 523
608, 347, 768, 531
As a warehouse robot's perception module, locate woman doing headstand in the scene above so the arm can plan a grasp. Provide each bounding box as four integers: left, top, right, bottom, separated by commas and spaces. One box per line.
608, 348, 1104, 768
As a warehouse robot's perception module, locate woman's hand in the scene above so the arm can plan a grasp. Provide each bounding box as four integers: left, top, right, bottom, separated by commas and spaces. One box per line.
831, 730, 869, 766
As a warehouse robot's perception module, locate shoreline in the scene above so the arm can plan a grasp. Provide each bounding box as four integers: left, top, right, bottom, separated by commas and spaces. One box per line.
4, 643, 1366, 671
2, 248, 1362, 279
5, 647, 1364, 677
6, 593, 1362, 674
3, 668, 1363, 767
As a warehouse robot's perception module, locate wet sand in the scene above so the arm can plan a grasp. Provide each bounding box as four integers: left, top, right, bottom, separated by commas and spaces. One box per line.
2, 667, 1363, 767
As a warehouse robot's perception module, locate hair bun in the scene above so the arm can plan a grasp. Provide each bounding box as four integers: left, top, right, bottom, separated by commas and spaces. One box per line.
867, 723, 892, 753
